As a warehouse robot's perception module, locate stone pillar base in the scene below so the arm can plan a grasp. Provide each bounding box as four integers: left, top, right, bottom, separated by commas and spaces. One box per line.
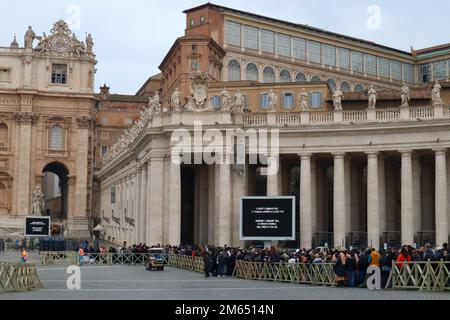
66, 218, 91, 239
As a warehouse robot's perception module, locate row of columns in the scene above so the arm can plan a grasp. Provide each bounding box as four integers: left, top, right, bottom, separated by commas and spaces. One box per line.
267, 150, 449, 249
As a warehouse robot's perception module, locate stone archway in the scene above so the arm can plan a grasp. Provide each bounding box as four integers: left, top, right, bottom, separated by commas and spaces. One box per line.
41, 162, 70, 221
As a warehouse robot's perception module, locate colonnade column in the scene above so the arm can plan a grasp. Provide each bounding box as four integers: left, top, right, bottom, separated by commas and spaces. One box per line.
139, 165, 147, 244
434, 149, 448, 245
147, 156, 164, 245
217, 154, 231, 247
401, 150, 414, 245
300, 154, 312, 249
333, 153, 347, 248
266, 156, 280, 196
168, 158, 181, 246
366, 152, 380, 249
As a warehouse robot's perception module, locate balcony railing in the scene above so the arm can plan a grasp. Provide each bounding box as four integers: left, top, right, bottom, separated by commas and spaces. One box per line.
242, 105, 450, 127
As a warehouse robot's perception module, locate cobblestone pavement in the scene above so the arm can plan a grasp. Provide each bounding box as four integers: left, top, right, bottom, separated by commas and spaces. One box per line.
0, 258, 449, 300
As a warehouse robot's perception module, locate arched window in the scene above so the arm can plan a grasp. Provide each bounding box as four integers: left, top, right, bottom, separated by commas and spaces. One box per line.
340, 81, 351, 92
279, 69, 292, 82
327, 79, 337, 91
0, 124, 7, 148
354, 84, 364, 93
263, 66, 275, 83
295, 72, 306, 81
246, 63, 258, 81
50, 125, 64, 150
228, 59, 241, 81
311, 75, 321, 82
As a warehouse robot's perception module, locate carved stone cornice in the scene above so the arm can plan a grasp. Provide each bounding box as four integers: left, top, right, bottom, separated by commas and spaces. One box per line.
76, 116, 93, 129
13, 112, 37, 124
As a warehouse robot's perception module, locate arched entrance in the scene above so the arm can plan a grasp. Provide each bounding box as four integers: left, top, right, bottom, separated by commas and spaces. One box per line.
42, 162, 69, 221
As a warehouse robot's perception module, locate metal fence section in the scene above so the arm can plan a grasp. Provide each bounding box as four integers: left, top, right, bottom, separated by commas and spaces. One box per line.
0, 263, 42, 293
40, 252, 169, 266
40, 252, 78, 265
167, 254, 204, 273
232, 261, 337, 286
386, 260, 450, 292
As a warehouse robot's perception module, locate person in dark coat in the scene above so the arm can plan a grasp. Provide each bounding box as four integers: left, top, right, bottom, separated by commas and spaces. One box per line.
202, 250, 211, 278
334, 249, 347, 287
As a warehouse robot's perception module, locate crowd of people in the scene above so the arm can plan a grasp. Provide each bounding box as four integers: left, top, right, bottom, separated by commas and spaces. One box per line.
74, 240, 449, 288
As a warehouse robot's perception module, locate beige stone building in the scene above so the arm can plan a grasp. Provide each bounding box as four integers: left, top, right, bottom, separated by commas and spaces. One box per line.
97, 3, 450, 249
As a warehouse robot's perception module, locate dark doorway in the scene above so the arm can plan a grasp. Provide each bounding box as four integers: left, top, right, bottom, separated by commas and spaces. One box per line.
42, 162, 69, 221
181, 166, 195, 245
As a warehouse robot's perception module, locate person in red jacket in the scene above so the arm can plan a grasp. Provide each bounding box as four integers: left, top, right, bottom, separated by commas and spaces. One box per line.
396, 247, 411, 269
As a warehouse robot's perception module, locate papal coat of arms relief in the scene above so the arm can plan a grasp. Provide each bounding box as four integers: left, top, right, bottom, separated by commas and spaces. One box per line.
184, 72, 214, 112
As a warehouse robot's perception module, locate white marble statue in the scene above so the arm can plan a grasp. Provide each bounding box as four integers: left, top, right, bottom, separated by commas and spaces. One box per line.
86, 33, 94, 55
400, 82, 410, 107
221, 87, 231, 110
232, 89, 244, 114
171, 87, 181, 112
268, 89, 277, 111
368, 85, 377, 109
32, 186, 45, 216
300, 89, 309, 111
432, 81, 442, 106
24, 26, 36, 49
333, 87, 344, 111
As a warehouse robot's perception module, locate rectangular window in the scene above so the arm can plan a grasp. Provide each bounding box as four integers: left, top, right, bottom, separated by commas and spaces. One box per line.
377, 57, 390, 78
242, 94, 248, 110
225, 21, 241, 46
403, 63, 414, 83
260, 93, 269, 108
322, 44, 336, 66
351, 51, 363, 73
190, 19, 195, 27
337, 48, 350, 70
101, 132, 110, 140
277, 33, 291, 57
243, 25, 258, 50
261, 29, 275, 54
419, 63, 431, 83
101, 146, 108, 157
51, 64, 67, 84
0, 68, 11, 82
307, 40, 321, 64
391, 60, 402, 81
210, 95, 221, 107
309, 92, 322, 109
200, 16, 205, 24
283, 92, 294, 108
364, 54, 377, 75
433, 60, 447, 80
110, 186, 116, 204
293, 37, 306, 60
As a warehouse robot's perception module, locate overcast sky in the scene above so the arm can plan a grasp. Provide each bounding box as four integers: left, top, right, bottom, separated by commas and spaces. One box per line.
1, 0, 449, 94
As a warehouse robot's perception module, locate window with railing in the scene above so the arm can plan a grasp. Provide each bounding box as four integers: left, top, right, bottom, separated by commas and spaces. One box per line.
283, 92, 294, 108
225, 21, 241, 46
277, 33, 291, 57
351, 51, 364, 73
228, 59, 241, 81
243, 25, 258, 50
307, 40, 321, 64
49, 125, 64, 151
246, 63, 258, 81
51, 64, 67, 84
261, 29, 275, 54
260, 93, 269, 109
322, 44, 336, 67
293, 37, 306, 60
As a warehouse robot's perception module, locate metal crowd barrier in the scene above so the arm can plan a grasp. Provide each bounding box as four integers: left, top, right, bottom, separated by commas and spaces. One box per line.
0, 262, 42, 293
40, 252, 169, 266
167, 254, 204, 273
232, 261, 337, 286
386, 260, 450, 292
40, 252, 78, 265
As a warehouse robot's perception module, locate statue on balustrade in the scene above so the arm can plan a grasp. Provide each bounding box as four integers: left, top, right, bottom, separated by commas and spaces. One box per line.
333, 87, 343, 111
400, 82, 410, 107
86, 33, 94, 55
300, 89, 309, 111
171, 87, 181, 112
32, 186, 45, 216
24, 26, 36, 49
232, 89, 244, 114
368, 85, 377, 109
268, 89, 277, 111
221, 87, 231, 111
432, 81, 443, 106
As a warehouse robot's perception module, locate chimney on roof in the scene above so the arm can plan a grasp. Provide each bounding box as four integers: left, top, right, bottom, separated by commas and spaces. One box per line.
100, 84, 110, 100
410, 46, 417, 57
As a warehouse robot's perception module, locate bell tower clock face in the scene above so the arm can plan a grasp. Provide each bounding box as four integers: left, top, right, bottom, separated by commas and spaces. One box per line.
51, 35, 70, 53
